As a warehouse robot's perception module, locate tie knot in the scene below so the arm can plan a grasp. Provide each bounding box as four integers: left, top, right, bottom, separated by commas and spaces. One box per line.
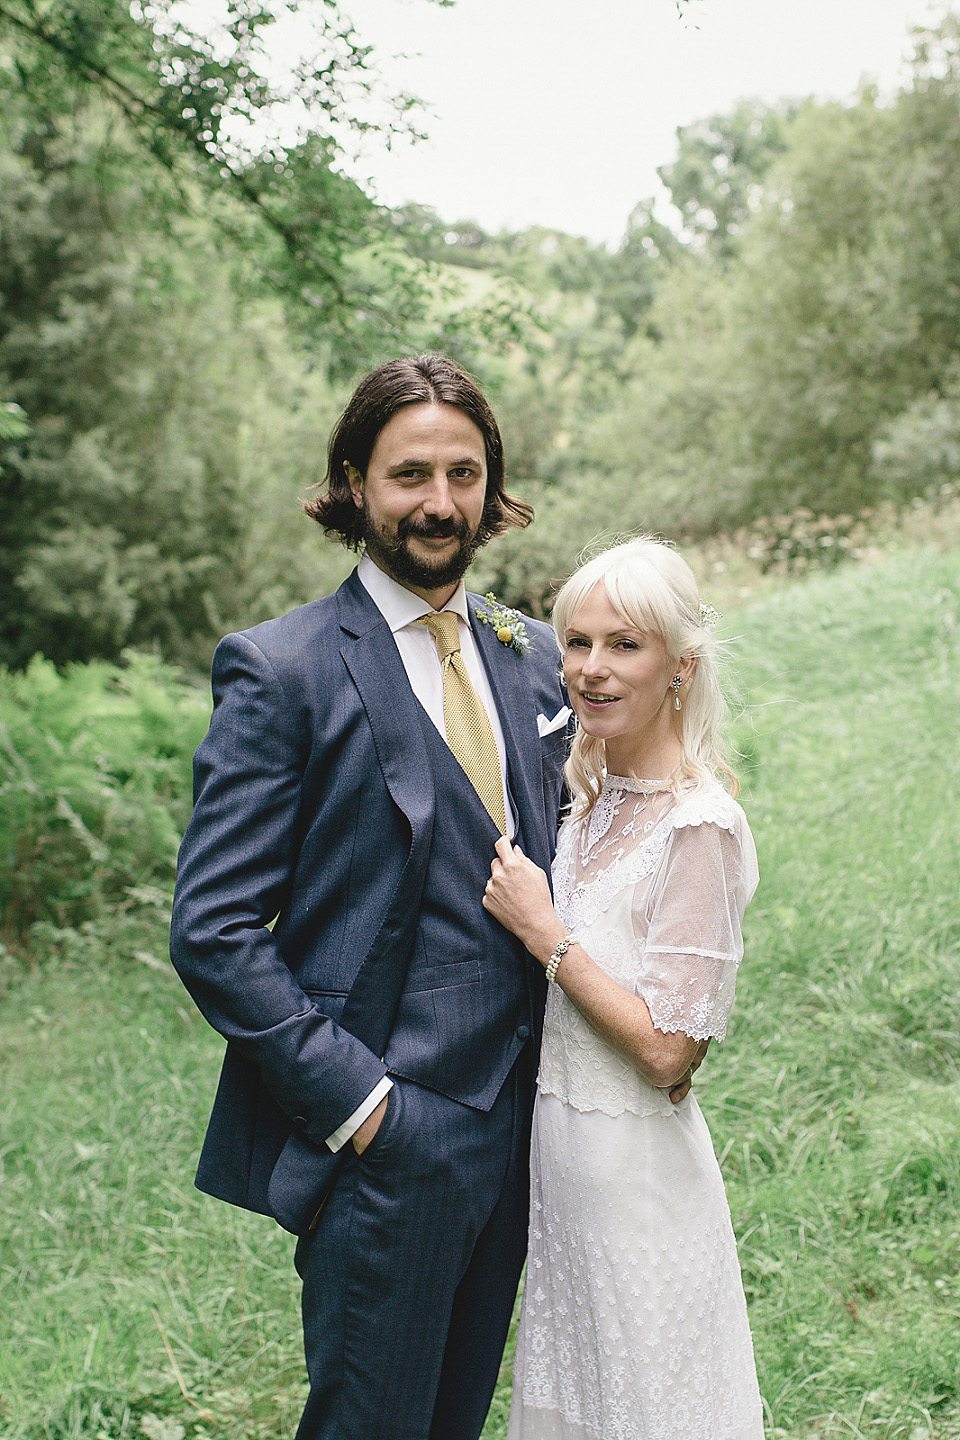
417, 610, 461, 660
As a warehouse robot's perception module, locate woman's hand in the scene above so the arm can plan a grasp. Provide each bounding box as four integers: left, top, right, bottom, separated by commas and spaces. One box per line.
487, 840, 710, 1092
663, 1038, 710, 1103
483, 837, 566, 959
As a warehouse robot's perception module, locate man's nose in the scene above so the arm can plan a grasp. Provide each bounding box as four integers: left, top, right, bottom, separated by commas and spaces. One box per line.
421, 474, 455, 517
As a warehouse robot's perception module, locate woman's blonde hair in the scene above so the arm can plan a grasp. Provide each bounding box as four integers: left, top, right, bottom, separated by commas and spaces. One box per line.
552, 537, 737, 815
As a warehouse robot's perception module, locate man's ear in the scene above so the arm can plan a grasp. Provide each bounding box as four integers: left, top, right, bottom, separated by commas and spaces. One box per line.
344, 461, 364, 509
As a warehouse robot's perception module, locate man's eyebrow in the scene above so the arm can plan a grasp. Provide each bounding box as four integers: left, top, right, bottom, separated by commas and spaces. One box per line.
386, 454, 483, 471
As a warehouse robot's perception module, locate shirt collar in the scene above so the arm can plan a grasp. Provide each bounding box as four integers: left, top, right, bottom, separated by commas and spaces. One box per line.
357, 553, 470, 634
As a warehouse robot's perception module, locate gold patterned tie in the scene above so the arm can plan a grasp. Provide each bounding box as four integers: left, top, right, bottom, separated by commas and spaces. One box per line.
417, 611, 508, 835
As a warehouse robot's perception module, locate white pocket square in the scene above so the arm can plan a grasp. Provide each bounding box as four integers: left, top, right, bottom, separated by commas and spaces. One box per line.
537, 706, 572, 738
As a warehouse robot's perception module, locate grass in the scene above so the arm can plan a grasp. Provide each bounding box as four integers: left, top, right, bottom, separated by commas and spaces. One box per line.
714, 548, 960, 1438
0, 952, 308, 1439
2, 545, 960, 1438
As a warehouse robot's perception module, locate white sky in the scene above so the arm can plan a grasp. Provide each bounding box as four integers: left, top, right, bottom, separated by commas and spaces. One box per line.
340, 0, 948, 243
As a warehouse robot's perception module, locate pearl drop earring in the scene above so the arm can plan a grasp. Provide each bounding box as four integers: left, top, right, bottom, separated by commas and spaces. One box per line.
671, 675, 683, 711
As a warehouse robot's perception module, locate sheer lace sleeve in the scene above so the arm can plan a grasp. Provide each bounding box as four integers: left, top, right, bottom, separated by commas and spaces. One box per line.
633, 799, 758, 1042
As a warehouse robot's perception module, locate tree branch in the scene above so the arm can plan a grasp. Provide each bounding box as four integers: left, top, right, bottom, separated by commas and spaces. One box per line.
0, 0, 348, 301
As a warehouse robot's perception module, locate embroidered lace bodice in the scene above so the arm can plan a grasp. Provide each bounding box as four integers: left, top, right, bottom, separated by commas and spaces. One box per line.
538, 777, 759, 1119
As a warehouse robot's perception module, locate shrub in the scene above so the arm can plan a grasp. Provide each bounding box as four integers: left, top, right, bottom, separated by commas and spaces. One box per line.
0, 652, 209, 952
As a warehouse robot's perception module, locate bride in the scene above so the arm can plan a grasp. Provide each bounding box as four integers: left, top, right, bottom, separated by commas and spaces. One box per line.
483, 537, 764, 1440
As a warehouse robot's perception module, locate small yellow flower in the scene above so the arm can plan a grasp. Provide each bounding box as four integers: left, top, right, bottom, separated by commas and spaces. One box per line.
475, 593, 530, 654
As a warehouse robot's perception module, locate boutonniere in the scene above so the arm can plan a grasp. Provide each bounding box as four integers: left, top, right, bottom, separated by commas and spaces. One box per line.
475, 592, 530, 654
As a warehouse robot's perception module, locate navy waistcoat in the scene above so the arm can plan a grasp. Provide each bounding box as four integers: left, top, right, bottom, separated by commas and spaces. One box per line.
381, 707, 543, 1109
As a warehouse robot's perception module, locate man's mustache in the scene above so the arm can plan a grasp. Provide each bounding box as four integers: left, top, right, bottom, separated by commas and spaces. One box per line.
399, 516, 469, 542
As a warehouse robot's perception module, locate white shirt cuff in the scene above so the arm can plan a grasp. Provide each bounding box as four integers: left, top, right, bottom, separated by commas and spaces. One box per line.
324, 1075, 393, 1153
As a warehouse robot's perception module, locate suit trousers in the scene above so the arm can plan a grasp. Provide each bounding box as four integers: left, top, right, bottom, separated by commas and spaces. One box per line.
293, 1044, 536, 1440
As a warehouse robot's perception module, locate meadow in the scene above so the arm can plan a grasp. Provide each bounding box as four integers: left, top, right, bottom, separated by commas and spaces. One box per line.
2, 545, 959, 1439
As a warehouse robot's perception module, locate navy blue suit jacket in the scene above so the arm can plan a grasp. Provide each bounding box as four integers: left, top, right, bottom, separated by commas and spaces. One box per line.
170, 570, 569, 1227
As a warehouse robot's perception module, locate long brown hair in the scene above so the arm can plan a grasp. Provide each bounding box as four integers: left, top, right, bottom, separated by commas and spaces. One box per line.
303, 353, 533, 548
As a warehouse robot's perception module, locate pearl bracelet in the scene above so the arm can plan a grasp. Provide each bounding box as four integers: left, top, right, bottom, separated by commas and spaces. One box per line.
545, 934, 580, 984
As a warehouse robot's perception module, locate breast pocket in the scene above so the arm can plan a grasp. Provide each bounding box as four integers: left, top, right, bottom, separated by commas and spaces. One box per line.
540, 727, 569, 778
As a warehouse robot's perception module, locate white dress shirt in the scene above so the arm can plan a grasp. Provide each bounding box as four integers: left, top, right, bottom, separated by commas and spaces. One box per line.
324, 555, 516, 1152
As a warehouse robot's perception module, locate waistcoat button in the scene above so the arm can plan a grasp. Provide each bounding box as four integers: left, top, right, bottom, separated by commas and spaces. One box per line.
516, 1024, 531, 1041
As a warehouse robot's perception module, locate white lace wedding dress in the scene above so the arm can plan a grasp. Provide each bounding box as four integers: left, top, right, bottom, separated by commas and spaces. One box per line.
508, 777, 764, 1440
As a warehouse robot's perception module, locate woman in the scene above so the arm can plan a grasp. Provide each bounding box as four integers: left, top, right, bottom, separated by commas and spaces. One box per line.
483, 537, 763, 1440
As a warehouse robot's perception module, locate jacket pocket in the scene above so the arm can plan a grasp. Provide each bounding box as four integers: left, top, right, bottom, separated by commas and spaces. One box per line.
301, 988, 349, 1024
403, 959, 481, 993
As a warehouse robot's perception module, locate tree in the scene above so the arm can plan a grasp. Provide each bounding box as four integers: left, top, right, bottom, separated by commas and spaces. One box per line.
658, 100, 790, 261
594, 200, 681, 338
476, 11, 960, 607
727, 14, 960, 521
0, 2, 531, 668
0, 0, 446, 356
0, 107, 352, 670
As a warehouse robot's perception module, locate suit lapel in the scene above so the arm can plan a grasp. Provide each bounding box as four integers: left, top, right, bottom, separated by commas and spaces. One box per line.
335, 572, 435, 1053
469, 597, 549, 869
337, 572, 434, 844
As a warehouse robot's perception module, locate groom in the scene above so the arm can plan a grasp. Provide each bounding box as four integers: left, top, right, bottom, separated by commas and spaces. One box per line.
169, 354, 574, 1440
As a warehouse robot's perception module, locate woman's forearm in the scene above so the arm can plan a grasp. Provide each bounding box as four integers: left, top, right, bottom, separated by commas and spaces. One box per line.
482, 838, 703, 1088
527, 929, 704, 1088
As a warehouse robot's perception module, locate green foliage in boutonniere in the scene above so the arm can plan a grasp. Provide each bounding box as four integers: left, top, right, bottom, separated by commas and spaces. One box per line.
475, 592, 530, 654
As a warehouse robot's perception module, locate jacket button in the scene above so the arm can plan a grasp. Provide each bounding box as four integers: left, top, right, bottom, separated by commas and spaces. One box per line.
516, 1024, 531, 1041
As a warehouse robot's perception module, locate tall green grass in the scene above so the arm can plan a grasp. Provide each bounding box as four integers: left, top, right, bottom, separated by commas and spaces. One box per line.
2, 547, 959, 1438
715, 550, 960, 1438
0, 959, 307, 1439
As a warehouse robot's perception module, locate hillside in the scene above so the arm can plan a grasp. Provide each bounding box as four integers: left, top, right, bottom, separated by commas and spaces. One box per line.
1, 546, 959, 1439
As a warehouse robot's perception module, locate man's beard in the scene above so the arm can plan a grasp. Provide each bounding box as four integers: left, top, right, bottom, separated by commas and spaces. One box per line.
359, 506, 484, 590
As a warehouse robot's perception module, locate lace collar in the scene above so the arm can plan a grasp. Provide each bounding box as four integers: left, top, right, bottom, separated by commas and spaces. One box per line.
582, 774, 672, 854
603, 773, 673, 795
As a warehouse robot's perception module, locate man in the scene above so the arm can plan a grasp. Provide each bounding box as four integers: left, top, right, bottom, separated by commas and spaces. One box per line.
170, 354, 574, 1440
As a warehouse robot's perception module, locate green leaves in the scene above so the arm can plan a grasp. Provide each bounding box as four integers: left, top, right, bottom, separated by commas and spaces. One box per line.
0, 0, 430, 349
658, 100, 791, 261
0, 652, 209, 951
0, 400, 29, 449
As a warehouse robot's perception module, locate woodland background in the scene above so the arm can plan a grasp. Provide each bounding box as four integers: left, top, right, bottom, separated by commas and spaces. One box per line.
2, 2, 960, 1437
4, 2, 960, 670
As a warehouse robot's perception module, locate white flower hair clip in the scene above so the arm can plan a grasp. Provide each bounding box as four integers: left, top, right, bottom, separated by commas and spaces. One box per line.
698, 603, 720, 631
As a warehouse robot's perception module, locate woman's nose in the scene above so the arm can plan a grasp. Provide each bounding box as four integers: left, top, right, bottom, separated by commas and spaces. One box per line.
581, 646, 607, 677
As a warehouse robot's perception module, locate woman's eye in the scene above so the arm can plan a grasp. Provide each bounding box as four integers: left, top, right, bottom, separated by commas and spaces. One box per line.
566, 638, 589, 650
